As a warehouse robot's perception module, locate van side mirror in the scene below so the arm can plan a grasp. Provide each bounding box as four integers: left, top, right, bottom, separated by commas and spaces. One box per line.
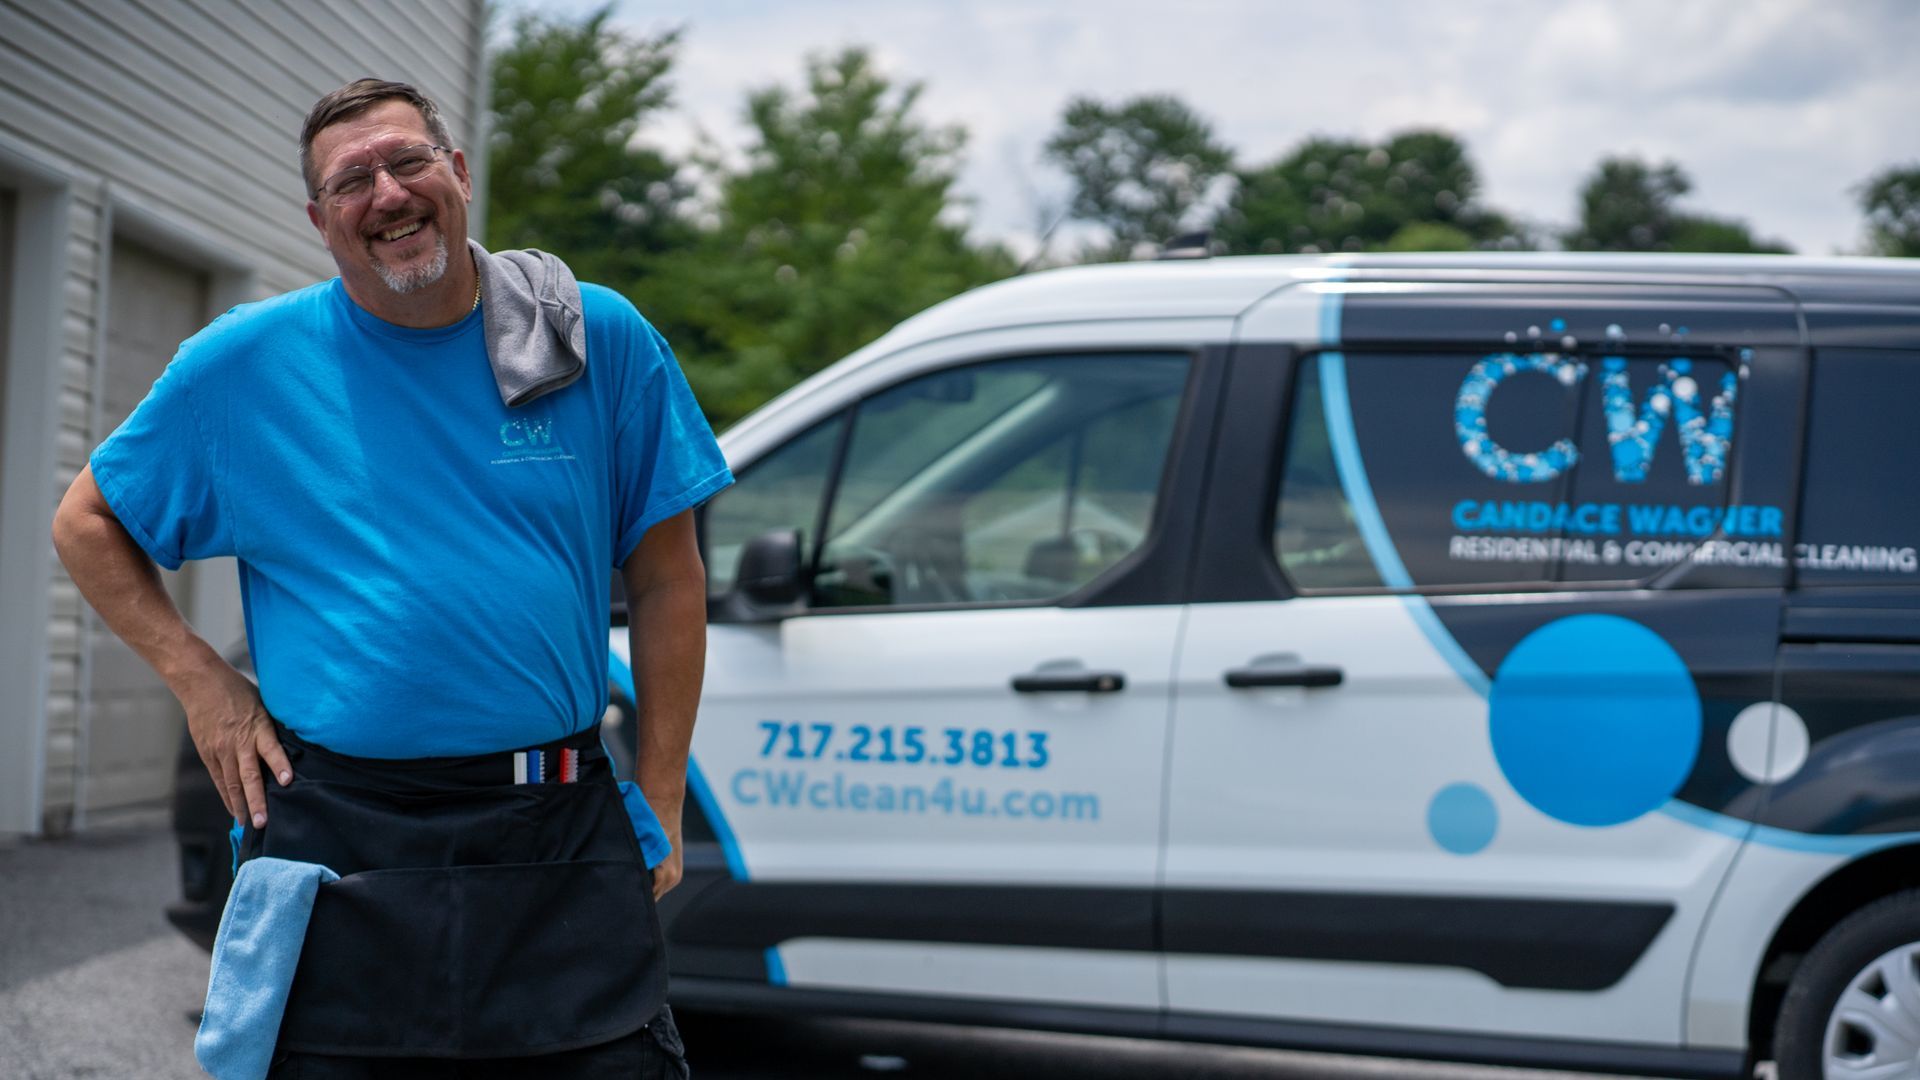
719, 528, 808, 622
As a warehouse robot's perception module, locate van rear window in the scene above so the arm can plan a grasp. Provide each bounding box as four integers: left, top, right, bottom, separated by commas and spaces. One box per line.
1797, 349, 1920, 585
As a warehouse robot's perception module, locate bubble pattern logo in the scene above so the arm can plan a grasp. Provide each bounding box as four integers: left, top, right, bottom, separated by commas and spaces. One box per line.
1454, 352, 1586, 483
1602, 357, 1737, 486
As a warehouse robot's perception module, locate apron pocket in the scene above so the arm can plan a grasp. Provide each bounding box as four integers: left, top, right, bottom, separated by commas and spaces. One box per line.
279, 858, 665, 1058
260, 779, 636, 875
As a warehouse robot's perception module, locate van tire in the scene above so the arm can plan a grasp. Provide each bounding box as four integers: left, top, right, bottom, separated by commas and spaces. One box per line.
1774, 889, 1920, 1080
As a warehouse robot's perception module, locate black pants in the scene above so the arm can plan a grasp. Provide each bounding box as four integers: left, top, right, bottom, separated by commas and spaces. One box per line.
244, 725, 672, 1068
267, 1005, 689, 1078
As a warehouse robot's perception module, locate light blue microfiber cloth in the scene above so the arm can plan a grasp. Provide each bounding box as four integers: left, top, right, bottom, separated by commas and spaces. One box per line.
618, 780, 672, 869
195, 856, 340, 1080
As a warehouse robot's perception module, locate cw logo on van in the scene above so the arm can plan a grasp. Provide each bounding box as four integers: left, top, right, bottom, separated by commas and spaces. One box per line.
1454, 353, 1737, 486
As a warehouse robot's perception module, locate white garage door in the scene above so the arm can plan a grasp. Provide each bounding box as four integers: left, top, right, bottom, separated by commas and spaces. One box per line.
0, 188, 11, 462
84, 238, 209, 813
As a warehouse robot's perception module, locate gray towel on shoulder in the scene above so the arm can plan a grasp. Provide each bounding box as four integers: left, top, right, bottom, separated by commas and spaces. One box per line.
470, 238, 587, 407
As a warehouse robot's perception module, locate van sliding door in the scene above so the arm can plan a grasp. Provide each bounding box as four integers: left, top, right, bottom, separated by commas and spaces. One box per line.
1163, 280, 1801, 1051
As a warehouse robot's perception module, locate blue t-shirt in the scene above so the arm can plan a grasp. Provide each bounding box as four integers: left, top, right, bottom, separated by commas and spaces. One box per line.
90, 278, 732, 762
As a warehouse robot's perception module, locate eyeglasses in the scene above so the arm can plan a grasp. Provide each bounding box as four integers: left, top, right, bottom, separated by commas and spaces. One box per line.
312, 144, 449, 206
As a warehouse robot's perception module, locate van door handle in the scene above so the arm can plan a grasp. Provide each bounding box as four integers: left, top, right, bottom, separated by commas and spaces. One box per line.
1224, 665, 1344, 689
1011, 671, 1126, 693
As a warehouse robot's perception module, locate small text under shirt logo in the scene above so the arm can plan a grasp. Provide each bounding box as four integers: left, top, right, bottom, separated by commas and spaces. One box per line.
492, 414, 576, 465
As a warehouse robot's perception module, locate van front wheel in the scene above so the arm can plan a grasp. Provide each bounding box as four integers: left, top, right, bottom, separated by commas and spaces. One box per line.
1775, 890, 1920, 1080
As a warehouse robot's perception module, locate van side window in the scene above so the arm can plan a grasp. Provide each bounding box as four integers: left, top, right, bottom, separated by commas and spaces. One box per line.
702, 414, 844, 598
1274, 350, 1740, 592
1276, 352, 1575, 590
814, 354, 1189, 608
1798, 349, 1920, 585
1274, 358, 1386, 589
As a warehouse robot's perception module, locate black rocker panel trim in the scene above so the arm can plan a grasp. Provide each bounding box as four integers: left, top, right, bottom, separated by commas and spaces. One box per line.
664, 881, 1672, 991
668, 881, 1156, 953
668, 978, 1746, 1080
1164, 1010, 1743, 1080
1163, 888, 1675, 992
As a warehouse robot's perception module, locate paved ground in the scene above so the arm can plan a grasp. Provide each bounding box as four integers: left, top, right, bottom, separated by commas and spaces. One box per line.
0, 809, 210, 1080
0, 814, 1684, 1079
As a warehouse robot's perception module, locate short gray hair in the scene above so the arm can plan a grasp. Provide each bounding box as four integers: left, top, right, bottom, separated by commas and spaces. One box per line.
299, 78, 454, 197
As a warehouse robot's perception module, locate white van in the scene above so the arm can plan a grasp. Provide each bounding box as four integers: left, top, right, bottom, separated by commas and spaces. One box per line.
615, 253, 1918, 1080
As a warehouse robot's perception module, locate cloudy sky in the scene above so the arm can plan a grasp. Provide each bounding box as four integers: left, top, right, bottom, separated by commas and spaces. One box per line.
503, 0, 1920, 257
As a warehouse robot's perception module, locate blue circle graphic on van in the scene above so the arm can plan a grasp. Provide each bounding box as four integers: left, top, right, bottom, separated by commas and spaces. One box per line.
1428, 783, 1498, 854
1488, 615, 1700, 827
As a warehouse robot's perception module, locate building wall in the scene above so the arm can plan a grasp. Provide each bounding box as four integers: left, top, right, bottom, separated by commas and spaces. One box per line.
0, 0, 490, 835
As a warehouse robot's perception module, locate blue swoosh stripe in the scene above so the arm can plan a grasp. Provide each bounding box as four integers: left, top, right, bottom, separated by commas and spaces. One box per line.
1315, 297, 1492, 698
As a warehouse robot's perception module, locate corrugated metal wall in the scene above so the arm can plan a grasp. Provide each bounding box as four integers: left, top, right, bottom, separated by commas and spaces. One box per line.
0, 0, 489, 833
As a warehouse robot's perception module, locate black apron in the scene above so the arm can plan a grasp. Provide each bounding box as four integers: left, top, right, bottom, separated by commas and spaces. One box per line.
240, 724, 668, 1060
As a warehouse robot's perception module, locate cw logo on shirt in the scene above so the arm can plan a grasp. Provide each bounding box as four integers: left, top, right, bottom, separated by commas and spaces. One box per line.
501, 417, 555, 448
492, 415, 575, 465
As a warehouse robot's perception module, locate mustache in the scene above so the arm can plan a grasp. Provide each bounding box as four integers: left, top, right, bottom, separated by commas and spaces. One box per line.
362, 209, 433, 238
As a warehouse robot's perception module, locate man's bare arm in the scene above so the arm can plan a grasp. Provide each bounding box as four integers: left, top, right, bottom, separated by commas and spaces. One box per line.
51, 465, 289, 826
620, 509, 708, 900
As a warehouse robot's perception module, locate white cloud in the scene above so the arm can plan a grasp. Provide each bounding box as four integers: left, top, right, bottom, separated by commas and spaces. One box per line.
503, 0, 1920, 256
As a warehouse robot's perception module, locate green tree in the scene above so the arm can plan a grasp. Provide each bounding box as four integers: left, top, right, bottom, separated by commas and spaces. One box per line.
1042, 94, 1234, 261
1216, 130, 1520, 255
1565, 157, 1687, 251
1564, 156, 1789, 253
486, 6, 690, 290
1381, 221, 1477, 252
663, 48, 1015, 424
1857, 165, 1920, 256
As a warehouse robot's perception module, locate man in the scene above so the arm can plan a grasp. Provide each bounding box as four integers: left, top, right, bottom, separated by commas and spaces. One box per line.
51, 79, 728, 1076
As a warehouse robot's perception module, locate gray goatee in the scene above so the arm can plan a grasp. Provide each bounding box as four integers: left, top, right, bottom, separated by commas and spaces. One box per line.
370, 229, 449, 294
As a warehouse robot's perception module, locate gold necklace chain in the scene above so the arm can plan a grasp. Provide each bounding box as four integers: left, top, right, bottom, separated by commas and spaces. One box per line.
471, 275, 482, 312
